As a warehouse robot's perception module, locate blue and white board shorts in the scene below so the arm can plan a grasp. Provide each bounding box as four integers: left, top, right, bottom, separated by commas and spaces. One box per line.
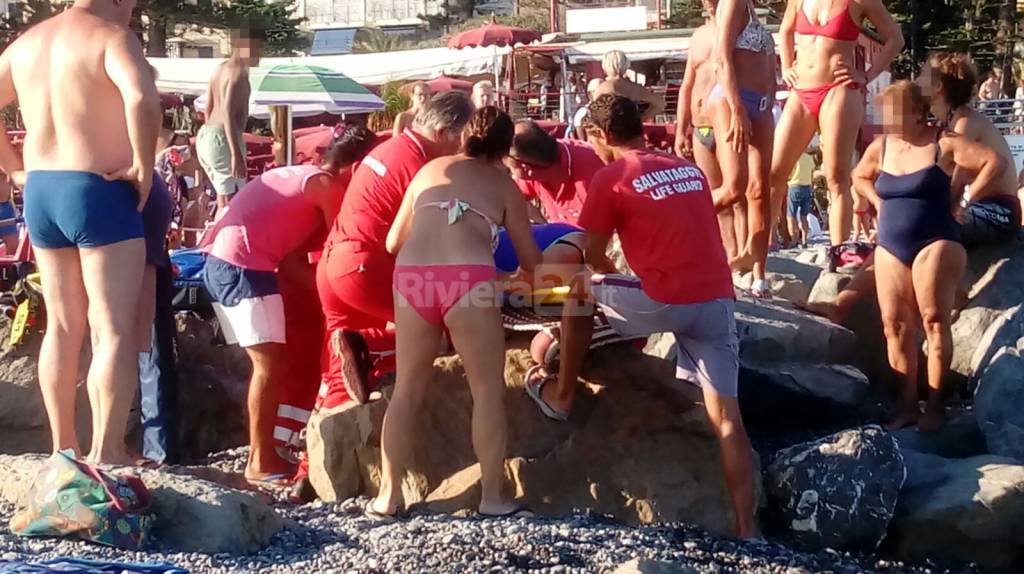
591, 274, 739, 397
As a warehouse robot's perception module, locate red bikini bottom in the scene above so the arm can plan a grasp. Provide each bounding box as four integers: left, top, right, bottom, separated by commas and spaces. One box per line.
794, 82, 863, 118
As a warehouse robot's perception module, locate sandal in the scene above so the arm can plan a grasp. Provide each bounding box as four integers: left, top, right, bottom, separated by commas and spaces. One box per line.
246, 472, 295, 488
332, 329, 371, 405
750, 279, 773, 300
478, 504, 535, 519
364, 501, 402, 524
525, 365, 569, 422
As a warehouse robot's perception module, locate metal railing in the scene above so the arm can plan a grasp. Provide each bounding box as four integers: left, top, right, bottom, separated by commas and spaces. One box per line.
975, 98, 1024, 132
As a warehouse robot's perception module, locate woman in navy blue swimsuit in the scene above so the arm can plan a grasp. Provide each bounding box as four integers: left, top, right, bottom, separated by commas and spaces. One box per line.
852, 81, 1006, 433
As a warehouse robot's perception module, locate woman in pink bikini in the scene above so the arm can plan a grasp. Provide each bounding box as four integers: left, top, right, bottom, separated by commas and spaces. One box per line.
368, 107, 542, 519
770, 0, 902, 254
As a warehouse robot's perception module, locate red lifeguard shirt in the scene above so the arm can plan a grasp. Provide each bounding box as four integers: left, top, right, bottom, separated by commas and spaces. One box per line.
516, 139, 606, 225
327, 129, 429, 251
578, 149, 734, 305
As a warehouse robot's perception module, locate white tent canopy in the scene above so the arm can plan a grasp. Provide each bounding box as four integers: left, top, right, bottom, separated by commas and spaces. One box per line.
562, 33, 785, 64
151, 45, 510, 95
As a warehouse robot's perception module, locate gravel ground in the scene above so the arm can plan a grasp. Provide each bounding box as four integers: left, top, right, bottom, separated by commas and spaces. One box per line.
0, 486, 985, 574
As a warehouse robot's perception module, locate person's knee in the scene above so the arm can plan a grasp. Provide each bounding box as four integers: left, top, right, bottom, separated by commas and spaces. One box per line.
824, 164, 851, 194
920, 307, 949, 341
881, 313, 911, 342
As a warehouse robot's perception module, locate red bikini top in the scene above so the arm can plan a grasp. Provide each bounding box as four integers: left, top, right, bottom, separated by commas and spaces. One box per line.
795, 0, 861, 42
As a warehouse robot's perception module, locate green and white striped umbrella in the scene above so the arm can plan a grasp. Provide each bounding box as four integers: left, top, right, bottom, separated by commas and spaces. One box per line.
249, 63, 384, 114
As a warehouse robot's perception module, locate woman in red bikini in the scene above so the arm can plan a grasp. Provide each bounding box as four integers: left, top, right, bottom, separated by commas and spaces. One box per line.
367, 107, 542, 520
770, 0, 903, 252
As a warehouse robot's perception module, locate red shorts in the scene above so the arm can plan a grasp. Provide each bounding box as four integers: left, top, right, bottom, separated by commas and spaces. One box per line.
315, 242, 397, 408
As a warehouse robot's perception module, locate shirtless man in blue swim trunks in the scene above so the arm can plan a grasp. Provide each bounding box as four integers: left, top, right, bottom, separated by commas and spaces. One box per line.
0, 0, 161, 465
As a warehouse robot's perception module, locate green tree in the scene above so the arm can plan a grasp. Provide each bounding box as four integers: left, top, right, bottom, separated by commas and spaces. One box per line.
216, 0, 308, 56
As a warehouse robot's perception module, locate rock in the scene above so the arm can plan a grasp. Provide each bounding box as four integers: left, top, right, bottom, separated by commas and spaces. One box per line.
887, 450, 1024, 570
0, 453, 284, 553
889, 411, 986, 459
0, 313, 249, 461
611, 558, 698, 574
0, 320, 94, 455
734, 297, 856, 365
973, 341, 1024, 460
735, 272, 812, 305
173, 313, 251, 460
767, 256, 824, 293
738, 363, 872, 424
950, 239, 1024, 378
807, 271, 891, 382
969, 304, 1024, 381
307, 345, 764, 535
796, 246, 830, 267
765, 426, 905, 551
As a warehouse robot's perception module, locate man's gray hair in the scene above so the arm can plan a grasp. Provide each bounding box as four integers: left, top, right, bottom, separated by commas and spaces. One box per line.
413, 91, 475, 133
602, 50, 630, 78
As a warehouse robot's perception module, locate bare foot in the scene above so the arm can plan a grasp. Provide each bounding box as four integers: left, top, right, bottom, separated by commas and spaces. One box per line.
729, 250, 755, 274
87, 449, 137, 468
737, 523, 763, 540
368, 496, 400, 518
918, 404, 946, 433
884, 411, 920, 432
794, 300, 843, 324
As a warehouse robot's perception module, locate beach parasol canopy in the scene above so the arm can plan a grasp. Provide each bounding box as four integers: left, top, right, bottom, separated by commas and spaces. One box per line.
248, 63, 384, 113
447, 19, 542, 49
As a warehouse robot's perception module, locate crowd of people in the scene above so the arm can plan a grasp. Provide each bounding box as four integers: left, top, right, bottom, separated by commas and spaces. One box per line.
2, 0, 1024, 543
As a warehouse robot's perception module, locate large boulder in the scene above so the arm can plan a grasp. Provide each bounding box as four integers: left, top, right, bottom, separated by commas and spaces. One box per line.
766, 255, 824, 293
0, 313, 250, 461
887, 450, 1024, 570
950, 239, 1024, 378
738, 363, 872, 424
734, 297, 856, 365
646, 299, 871, 425
306, 345, 764, 536
972, 334, 1024, 460
0, 322, 92, 455
173, 313, 250, 460
806, 271, 890, 382
889, 411, 986, 459
0, 454, 284, 554
765, 426, 905, 551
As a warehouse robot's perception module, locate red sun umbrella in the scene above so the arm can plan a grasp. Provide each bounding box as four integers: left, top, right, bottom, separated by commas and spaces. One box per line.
447, 19, 542, 49
424, 75, 474, 93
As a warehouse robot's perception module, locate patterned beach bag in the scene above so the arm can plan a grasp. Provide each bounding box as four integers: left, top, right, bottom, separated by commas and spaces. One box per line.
9, 451, 153, 549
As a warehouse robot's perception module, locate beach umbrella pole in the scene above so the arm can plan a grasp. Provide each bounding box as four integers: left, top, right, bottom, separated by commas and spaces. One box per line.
287, 106, 294, 166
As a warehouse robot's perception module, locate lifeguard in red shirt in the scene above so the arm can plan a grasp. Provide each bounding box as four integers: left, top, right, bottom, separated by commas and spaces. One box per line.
316, 92, 476, 407
525, 95, 758, 539
505, 122, 606, 225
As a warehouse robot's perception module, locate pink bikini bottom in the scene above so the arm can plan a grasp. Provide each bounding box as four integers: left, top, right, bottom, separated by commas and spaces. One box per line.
393, 264, 497, 326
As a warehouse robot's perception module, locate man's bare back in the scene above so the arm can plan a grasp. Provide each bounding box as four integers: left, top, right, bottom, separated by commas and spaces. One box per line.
0, 7, 157, 181
205, 60, 251, 132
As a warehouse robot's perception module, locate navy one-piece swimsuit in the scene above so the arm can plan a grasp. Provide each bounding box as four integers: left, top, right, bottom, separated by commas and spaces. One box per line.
875, 138, 962, 266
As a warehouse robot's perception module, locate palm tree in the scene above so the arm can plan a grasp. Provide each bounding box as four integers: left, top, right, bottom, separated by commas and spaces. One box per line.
367, 82, 410, 132
353, 29, 409, 54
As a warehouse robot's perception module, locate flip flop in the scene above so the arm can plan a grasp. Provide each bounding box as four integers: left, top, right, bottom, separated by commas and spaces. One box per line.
478, 504, 535, 519
246, 472, 295, 488
364, 504, 401, 524
525, 365, 569, 422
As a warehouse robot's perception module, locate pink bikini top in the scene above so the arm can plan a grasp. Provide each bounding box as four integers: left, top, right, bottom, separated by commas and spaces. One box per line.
795, 0, 861, 42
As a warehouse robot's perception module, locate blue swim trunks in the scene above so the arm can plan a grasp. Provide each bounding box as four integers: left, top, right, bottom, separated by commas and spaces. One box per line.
0, 200, 18, 236
494, 223, 584, 273
23, 171, 144, 249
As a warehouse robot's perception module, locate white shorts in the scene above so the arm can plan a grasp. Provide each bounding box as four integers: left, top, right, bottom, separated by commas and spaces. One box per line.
212, 295, 286, 347
591, 274, 739, 397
